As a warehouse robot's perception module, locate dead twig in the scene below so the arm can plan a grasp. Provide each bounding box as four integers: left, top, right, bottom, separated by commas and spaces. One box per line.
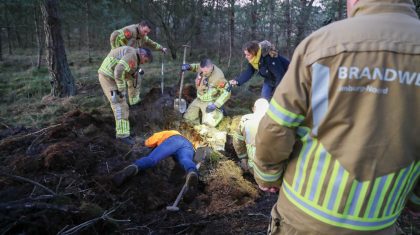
21, 124, 62, 138
122, 149, 132, 160
161, 220, 210, 229
57, 208, 130, 235
1, 173, 56, 196
124, 226, 152, 235
0, 122, 10, 129
0, 202, 78, 213
247, 213, 269, 219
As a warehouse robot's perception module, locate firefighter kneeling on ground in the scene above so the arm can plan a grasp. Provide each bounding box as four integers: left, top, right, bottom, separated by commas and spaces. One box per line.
181, 58, 231, 127
232, 98, 279, 192
98, 46, 152, 145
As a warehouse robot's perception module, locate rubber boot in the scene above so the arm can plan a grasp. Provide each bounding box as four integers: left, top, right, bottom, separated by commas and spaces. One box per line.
112, 164, 138, 187
118, 136, 136, 146
184, 171, 198, 202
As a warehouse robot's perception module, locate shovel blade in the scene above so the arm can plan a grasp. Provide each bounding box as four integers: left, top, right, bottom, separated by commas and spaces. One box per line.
174, 98, 187, 113
166, 206, 180, 211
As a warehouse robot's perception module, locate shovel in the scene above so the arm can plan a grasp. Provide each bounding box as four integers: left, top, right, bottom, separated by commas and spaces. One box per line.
166, 147, 207, 212
174, 44, 190, 113
160, 55, 164, 95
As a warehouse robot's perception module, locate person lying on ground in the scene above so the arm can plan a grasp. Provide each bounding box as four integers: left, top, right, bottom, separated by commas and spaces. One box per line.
112, 130, 199, 198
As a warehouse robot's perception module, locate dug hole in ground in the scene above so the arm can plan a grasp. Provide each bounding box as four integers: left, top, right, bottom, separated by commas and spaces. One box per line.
0, 85, 277, 235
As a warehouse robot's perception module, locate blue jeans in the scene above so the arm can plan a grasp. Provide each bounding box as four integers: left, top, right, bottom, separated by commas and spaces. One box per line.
261, 80, 277, 101
134, 135, 197, 173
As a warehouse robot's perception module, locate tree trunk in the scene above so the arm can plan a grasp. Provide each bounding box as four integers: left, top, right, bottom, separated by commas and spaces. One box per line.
284, 0, 292, 57
228, 0, 235, 67
40, 0, 76, 97
250, 0, 258, 39
295, 0, 315, 48
34, 2, 44, 69
86, 0, 92, 63
337, 0, 344, 20
0, 28, 3, 61
216, 0, 222, 64
268, 0, 275, 42
3, 3, 13, 55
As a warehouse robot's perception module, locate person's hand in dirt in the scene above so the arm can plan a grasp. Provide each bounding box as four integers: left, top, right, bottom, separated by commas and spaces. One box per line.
258, 185, 279, 193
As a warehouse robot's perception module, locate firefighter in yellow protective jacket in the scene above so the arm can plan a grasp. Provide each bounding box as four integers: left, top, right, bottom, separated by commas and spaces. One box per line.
254, 0, 420, 234
98, 46, 153, 145
110, 20, 167, 105
182, 58, 231, 127
232, 98, 269, 174
110, 20, 167, 53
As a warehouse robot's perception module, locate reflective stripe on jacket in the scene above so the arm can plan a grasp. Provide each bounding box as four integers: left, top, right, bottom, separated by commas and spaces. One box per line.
98, 46, 140, 92
255, 0, 420, 234
190, 64, 231, 107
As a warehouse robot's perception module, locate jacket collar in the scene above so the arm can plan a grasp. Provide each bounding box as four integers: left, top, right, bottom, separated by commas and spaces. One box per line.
350, 0, 418, 18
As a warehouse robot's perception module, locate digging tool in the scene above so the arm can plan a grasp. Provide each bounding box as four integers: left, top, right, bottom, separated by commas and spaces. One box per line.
166, 147, 208, 212
174, 45, 190, 113
160, 55, 164, 95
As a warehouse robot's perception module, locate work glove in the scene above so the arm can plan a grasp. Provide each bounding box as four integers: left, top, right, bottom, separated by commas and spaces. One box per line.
205, 103, 217, 113
129, 95, 140, 106
161, 47, 168, 54
181, 64, 191, 72
229, 79, 239, 87
111, 90, 126, 104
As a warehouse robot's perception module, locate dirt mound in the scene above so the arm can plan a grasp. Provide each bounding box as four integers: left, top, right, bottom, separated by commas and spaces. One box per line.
0, 87, 273, 235
199, 160, 259, 215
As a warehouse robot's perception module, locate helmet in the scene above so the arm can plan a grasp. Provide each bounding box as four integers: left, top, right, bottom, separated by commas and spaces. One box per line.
253, 98, 269, 118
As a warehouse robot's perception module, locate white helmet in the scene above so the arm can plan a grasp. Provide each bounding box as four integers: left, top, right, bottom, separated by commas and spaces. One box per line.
253, 98, 269, 119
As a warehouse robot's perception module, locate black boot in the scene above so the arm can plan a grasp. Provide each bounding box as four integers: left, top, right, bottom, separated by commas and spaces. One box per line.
112, 164, 138, 187
184, 171, 198, 202
118, 136, 136, 146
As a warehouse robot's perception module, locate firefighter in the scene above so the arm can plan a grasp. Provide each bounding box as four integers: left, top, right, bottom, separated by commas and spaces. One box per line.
181, 58, 231, 127
110, 20, 167, 105
232, 98, 269, 174
254, 0, 420, 234
229, 40, 289, 100
110, 20, 168, 53
98, 46, 153, 145
112, 130, 199, 199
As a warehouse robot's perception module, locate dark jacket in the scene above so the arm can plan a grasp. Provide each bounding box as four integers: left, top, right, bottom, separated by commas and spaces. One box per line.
236, 54, 289, 87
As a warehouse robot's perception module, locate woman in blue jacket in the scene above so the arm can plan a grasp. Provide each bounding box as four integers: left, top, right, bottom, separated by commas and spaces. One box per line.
230, 40, 289, 100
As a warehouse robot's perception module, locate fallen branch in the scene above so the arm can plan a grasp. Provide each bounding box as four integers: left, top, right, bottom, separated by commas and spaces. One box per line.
1, 173, 56, 196
0, 122, 10, 129
161, 220, 210, 229
0, 202, 78, 213
21, 124, 62, 138
57, 208, 130, 235
248, 213, 269, 219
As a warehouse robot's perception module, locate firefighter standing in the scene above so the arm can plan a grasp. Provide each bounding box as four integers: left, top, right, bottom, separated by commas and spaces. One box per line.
110, 20, 167, 53
98, 46, 153, 145
254, 0, 420, 234
110, 20, 167, 105
182, 58, 231, 127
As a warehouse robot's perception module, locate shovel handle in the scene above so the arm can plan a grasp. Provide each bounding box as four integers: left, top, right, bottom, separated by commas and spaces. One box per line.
178, 45, 189, 102
167, 161, 202, 210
